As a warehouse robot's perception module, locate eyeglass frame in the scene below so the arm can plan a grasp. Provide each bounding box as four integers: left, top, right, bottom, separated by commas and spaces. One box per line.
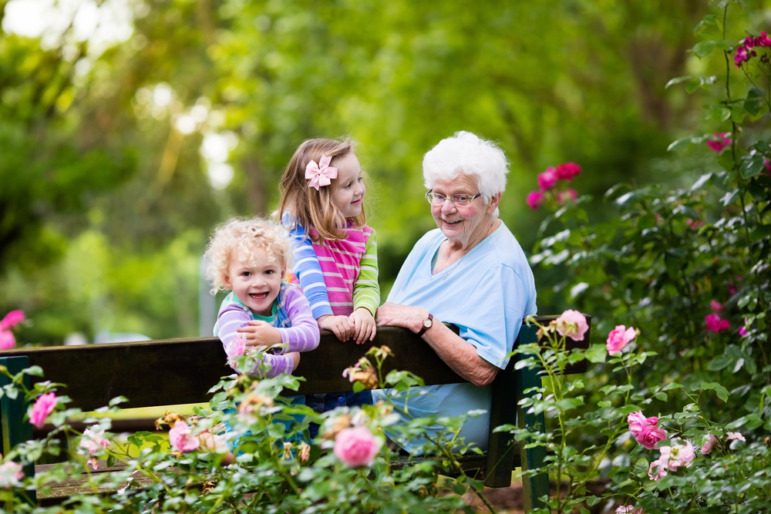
425, 190, 482, 207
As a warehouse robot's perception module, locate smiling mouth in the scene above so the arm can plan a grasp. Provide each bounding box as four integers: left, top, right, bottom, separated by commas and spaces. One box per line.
249, 292, 269, 300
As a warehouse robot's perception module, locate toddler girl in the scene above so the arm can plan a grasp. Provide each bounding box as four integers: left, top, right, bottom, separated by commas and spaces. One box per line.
205, 217, 320, 377
277, 138, 379, 424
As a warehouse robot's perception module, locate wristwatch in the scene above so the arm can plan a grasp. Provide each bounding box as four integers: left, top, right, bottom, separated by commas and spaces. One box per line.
417, 313, 434, 337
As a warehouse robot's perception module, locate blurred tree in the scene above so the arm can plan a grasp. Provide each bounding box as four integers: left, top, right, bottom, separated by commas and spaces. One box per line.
1, 0, 766, 342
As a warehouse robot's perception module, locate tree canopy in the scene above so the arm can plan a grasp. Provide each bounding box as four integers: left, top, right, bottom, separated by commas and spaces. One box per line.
0, 0, 766, 343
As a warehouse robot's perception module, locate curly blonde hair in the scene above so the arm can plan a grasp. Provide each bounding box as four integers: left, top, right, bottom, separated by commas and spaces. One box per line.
277, 138, 366, 242
204, 217, 293, 294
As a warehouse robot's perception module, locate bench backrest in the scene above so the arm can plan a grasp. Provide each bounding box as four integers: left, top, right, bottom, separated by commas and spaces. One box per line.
0, 316, 589, 488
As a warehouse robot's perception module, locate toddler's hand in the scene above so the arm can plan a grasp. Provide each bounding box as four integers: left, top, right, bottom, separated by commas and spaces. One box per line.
237, 320, 282, 348
318, 314, 353, 342
287, 351, 301, 371
350, 308, 376, 345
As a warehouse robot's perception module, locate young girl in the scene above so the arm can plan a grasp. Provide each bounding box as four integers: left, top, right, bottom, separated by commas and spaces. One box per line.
277, 138, 379, 423
205, 217, 320, 377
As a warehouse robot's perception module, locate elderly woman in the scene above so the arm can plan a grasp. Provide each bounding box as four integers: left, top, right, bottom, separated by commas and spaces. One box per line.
373, 131, 537, 453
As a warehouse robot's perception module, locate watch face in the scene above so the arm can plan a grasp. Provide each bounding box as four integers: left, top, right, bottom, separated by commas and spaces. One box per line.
424, 318, 432, 328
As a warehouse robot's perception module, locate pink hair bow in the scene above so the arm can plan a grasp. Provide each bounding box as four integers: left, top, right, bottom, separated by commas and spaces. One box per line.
305, 155, 338, 190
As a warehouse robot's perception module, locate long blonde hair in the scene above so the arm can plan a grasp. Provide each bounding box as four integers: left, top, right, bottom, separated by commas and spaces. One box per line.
278, 138, 366, 242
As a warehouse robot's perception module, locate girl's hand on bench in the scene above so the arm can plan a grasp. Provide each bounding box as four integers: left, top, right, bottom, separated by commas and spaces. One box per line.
318, 315, 353, 342
350, 308, 376, 345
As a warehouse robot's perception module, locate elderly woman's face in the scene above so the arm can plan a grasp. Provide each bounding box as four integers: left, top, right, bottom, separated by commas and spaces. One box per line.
430, 174, 496, 249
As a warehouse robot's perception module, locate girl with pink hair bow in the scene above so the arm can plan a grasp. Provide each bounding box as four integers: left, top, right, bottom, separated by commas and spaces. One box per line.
277, 138, 380, 436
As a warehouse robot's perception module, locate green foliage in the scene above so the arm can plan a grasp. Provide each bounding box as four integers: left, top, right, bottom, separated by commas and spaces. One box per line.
0, 347, 489, 513
522, 2, 771, 511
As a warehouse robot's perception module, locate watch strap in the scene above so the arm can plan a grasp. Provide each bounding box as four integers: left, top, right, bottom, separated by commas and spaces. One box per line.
417, 313, 434, 337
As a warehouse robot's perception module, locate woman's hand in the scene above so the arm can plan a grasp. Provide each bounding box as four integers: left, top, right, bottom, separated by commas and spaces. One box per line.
376, 302, 428, 334
349, 308, 376, 345
237, 320, 282, 347
318, 314, 354, 342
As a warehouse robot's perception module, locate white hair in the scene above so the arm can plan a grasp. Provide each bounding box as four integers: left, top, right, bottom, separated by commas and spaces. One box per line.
422, 131, 509, 217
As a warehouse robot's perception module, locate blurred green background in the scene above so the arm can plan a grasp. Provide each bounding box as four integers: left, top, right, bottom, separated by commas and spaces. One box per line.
1, 0, 767, 345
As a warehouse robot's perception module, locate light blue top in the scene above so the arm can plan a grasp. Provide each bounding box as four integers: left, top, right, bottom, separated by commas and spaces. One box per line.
372, 221, 536, 453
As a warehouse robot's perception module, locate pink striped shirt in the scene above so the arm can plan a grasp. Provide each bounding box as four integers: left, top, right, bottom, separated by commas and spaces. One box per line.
310, 225, 374, 316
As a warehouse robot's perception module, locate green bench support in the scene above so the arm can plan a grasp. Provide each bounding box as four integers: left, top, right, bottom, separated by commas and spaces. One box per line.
0, 316, 589, 510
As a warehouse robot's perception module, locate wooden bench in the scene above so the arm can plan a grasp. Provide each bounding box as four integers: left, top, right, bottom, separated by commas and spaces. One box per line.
0, 315, 590, 510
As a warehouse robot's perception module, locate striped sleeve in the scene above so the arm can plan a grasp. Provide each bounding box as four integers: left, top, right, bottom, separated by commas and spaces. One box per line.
353, 229, 380, 316
279, 285, 321, 352
287, 222, 333, 319
214, 301, 295, 378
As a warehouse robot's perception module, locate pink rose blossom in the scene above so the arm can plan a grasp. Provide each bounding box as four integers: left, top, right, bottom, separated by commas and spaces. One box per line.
198, 430, 228, 453
627, 411, 660, 440
555, 162, 581, 181
168, 421, 200, 452
29, 392, 58, 429
538, 167, 558, 191
0, 331, 15, 350
0, 310, 25, 331
526, 191, 544, 210
648, 458, 667, 481
333, 426, 382, 467
726, 432, 745, 443
705, 313, 730, 332
606, 325, 637, 354
556, 188, 578, 205
658, 440, 695, 471
0, 460, 24, 489
738, 326, 748, 337
765, 159, 771, 174
706, 132, 731, 152
226, 335, 246, 367
616, 506, 644, 514
80, 427, 110, 456
555, 310, 589, 342
637, 424, 668, 449
710, 300, 723, 312
701, 433, 719, 455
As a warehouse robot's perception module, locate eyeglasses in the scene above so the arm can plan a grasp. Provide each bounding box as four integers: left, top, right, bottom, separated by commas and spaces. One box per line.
425, 190, 482, 207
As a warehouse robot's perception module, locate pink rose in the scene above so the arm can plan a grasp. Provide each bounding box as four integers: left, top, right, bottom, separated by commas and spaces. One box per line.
0, 460, 24, 489
709, 300, 723, 312
557, 188, 578, 205
648, 458, 667, 481
29, 392, 58, 429
701, 433, 718, 455
0, 310, 25, 331
706, 132, 731, 152
526, 191, 544, 210
705, 313, 730, 332
169, 421, 200, 452
627, 411, 659, 438
554, 310, 589, 342
226, 335, 246, 368
333, 426, 382, 467
80, 427, 110, 455
636, 424, 668, 450
606, 325, 637, 354
726, 432, 745, 443
659, 440, 695, 471
738, 326, 748, 336
765, 159, 771, 174
616, 506, 644, 514
555, 162, 581, 181
0, 331, 15, 350
538, 167, 558, 191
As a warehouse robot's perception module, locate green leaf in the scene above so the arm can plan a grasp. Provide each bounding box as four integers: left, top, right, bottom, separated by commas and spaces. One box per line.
700, 381, 729, 402
739, 152, 767, 180
708, 353, 733, 371
585, 344, 607, 363
692, 40, 730, 58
